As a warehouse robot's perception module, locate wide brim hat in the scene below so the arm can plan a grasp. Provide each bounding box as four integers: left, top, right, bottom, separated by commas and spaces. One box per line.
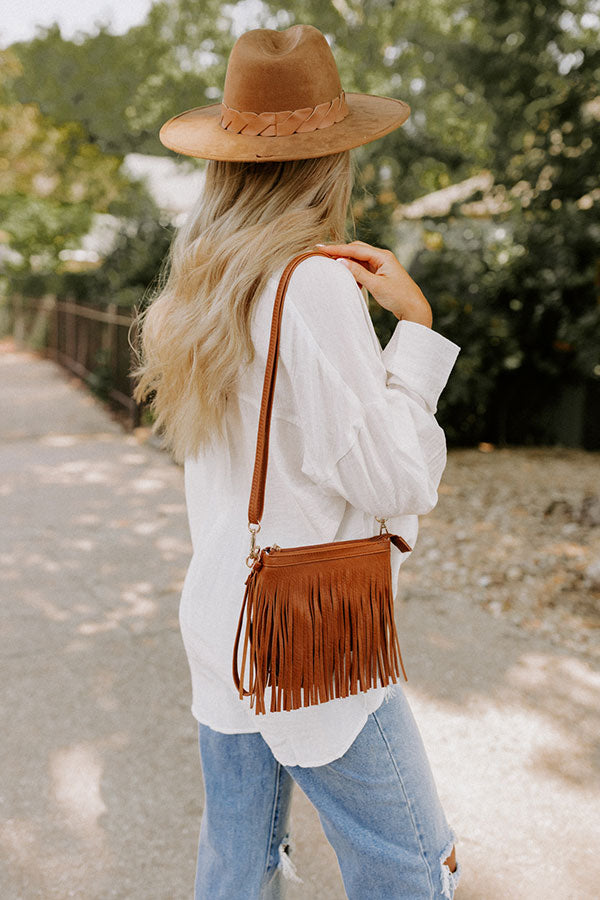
159, 24, 410, 162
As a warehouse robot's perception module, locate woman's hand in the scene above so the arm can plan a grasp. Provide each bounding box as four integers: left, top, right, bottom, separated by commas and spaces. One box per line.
316, 240, 433, 328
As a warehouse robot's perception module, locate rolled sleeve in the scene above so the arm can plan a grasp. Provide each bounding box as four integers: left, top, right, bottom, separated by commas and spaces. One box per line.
381, 319, 461, 415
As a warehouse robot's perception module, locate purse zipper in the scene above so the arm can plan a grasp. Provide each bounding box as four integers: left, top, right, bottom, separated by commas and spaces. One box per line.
264, 535, 387, 555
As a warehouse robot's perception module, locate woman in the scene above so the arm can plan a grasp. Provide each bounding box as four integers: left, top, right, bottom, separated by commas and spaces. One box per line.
132, 23, 462, 900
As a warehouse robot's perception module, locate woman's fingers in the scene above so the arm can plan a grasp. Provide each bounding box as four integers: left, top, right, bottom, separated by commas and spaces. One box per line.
316, 241, 389, 273
315, 240, 433, 327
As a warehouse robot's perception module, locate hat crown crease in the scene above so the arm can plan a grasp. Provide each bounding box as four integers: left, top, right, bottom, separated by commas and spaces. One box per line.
223, 25, 342, 114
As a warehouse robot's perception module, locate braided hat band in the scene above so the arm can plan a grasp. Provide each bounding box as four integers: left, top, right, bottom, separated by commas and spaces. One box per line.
220, 91, 349, 137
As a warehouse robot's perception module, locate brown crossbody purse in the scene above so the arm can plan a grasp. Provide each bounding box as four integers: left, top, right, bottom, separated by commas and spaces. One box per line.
232, 249, 413, 715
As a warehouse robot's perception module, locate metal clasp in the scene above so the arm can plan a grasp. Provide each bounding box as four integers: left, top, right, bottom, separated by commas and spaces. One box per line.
375, 516, 389, 535
246, 522, 261, 568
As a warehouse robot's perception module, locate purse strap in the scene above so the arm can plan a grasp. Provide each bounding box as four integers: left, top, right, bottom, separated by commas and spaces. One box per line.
246, 248, 388, 560
248, 249, 330, 527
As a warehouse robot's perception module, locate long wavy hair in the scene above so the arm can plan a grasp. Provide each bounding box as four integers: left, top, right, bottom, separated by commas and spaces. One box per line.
130, 150, 357, 465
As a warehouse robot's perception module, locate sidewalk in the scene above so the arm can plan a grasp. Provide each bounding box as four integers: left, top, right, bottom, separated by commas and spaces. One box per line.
1, 338, 598, 899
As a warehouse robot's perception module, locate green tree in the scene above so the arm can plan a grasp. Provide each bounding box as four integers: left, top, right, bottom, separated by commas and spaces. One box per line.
9, 3, 237, 156
0, 49, 158, 294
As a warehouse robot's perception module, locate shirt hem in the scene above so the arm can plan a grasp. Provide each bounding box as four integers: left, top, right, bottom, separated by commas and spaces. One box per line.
282, 689, 387, 767
190, 690, 388, 767
190, 703, 260, 735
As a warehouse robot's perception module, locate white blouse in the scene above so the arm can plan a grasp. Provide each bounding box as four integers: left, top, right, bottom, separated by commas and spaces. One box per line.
179, 254, 461, 767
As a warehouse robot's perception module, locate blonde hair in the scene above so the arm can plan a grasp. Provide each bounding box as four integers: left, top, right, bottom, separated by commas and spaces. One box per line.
131, 150, 356, 465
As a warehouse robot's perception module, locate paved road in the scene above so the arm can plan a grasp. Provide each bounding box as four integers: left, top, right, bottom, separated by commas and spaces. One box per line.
1, 339, 598, 899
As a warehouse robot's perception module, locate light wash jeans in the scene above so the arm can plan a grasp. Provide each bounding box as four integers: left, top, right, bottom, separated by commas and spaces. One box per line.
194, 685, 461, 899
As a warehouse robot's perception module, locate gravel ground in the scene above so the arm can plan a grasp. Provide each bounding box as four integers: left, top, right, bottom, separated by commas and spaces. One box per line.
403, 445, 600, 661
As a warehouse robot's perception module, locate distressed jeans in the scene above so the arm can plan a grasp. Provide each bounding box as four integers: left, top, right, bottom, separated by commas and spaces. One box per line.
194, 684, 461, 899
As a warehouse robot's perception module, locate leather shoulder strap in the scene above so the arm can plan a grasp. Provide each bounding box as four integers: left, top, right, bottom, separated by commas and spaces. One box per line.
248, 249, 331, 526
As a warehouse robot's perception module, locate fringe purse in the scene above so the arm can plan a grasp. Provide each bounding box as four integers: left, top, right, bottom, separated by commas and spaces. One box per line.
232, 249, 413, 716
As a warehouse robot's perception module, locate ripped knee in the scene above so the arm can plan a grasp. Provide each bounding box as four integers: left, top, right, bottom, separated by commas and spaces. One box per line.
444, 845, 457, 873
439, 837, 461, 898
277, 835, 303, 885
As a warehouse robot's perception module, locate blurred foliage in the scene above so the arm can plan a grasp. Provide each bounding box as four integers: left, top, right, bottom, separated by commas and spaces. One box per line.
406, 205, 600, 444
7, 5, 236, 156
57, 214, 174, 308
0, 48, 161, 299
2, 0, 599, 445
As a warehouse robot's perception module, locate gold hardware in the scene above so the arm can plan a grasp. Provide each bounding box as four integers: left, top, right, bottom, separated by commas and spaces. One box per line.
375, 516, 389, 534
246, 521, 261, 567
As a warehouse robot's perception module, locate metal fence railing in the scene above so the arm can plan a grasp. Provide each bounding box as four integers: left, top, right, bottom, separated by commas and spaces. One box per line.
9, 294, 144, 429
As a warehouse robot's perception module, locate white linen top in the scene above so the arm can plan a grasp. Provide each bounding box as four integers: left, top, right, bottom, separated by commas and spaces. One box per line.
179, 254, 461, 767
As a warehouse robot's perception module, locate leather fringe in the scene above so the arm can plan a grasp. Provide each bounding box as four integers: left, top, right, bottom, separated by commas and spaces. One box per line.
234, 554, 408, 715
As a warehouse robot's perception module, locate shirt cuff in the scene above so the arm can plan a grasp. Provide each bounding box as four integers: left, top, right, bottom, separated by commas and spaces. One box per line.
380, 319, 461, 414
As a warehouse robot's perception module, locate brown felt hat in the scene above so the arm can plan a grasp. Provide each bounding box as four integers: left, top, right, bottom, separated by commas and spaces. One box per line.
159, 24, 411, 162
